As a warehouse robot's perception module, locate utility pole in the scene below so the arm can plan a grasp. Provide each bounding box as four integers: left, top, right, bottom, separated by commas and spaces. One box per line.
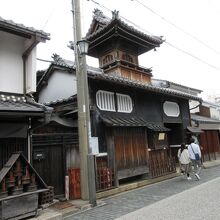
71, 0, 96, 205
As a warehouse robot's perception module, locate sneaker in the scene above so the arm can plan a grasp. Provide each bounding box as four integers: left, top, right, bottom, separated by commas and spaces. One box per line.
187, 177, 192, 180
195, 174, 200, 180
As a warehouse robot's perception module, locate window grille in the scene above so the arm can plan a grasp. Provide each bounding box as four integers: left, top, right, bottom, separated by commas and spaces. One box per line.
122, 53, 133, 63
96, 90, 116, 111
96, 90, 133, 113
103, 54, 113, 65
116, 93, 133, 113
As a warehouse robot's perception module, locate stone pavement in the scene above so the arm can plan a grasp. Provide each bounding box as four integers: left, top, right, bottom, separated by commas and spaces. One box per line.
32, 159, 220, 220
115, 176, 220, 220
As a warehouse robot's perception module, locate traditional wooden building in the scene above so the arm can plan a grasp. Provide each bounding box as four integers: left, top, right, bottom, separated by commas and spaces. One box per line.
191, 101, 220, 161
0, 17, 51, 170
36, 10, 202, 195
85, 9, 201, 182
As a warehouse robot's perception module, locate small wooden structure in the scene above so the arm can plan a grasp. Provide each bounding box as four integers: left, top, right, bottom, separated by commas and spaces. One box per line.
0, 152, 48, 220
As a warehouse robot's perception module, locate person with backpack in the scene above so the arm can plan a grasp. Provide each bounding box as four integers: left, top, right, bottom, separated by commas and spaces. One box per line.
188, 137, 202, 180
177, 143, 192, 180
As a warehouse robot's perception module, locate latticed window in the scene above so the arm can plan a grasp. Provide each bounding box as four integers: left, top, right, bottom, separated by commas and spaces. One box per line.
96, 90, 116, 111
96, 90, 133, 113
116, 93, 133, 113
103, 54, 113, 65
122, 53, 133, 63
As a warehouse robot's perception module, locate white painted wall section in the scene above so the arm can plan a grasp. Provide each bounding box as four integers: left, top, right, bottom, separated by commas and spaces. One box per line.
210, 107, 220, 120
39, 70, 77, 103
26, 47, 37, 94
0, 31, 24, 93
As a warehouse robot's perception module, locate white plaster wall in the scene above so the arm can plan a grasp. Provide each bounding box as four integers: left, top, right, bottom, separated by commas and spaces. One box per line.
38, 70, 77, 103
0, 31, 24, 93
210, 107, 220, 120
26, 47, 37, 94
189, 100, 200, 113
0, 31, 38, 94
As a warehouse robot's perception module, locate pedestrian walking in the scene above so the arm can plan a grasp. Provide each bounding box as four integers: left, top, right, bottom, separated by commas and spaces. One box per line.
188, 137, 202, 180
177, 143, 192, 180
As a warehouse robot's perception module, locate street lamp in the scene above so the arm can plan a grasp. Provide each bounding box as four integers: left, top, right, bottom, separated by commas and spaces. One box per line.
77, 39, 90, 55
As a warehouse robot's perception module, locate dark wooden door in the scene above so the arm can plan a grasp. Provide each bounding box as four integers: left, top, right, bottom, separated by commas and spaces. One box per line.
33, 144, 65, 197
0, 138, 27, 169
114, 127, 148, 179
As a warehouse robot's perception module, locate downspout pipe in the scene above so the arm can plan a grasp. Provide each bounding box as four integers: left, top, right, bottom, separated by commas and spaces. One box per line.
21, 35, 46, 164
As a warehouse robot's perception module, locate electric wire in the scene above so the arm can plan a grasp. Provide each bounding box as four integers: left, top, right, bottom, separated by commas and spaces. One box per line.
133, 0, 220, 56
37, 58, 53, 63
88, 0, 220, 71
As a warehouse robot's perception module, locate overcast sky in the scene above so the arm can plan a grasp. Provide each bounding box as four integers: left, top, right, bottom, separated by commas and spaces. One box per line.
1, 0, 220, 100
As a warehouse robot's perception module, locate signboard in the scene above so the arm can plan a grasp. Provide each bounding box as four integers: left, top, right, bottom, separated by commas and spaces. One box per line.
89, 137, 99, 155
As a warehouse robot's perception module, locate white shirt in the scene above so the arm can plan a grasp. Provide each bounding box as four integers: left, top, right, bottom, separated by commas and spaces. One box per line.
188, 143, 201, 160
178, 149, 191, 164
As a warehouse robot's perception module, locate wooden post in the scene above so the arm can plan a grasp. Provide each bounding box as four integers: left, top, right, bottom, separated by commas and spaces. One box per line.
106, 128, 118, 187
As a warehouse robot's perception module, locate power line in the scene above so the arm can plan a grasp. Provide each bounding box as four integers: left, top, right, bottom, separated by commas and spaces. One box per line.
88, 0, 220, 71
133, 0, 220, 56
87, 0, 112, 14
41, 0, 61, 30
37, 58, 53, 63
165, 42, 220, 71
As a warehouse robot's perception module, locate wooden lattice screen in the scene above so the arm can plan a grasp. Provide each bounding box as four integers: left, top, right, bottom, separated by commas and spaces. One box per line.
149, 149, 176, 178
95, 156, 115, 192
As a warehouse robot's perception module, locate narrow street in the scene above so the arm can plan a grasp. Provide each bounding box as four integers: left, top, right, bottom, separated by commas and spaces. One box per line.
64, 165, 220, 220
116, 176, 220, 220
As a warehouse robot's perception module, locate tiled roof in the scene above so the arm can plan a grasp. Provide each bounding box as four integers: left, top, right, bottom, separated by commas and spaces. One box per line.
89, 72, 202, 102
191, 114, 220, 124
86, 9, 111, 36
187, 126, 203, 133
86, 10, 164, 46
44, 95, 77, 106
152, 79, 203, 93
0, 16, 50, 40
0, 93, 48, 116
51, 54, 75, 68
100, 115, 170, 131
86, 13, 163, 46
38, 56, 202, 102
93, 9, 111, 24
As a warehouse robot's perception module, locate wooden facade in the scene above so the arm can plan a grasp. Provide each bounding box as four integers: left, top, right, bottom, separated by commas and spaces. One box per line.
200, 130, 220, 161
191, 106, 220, 162
112, 127, 148, 180
32, 121, 79, 197
85, 9, 200, 185
35, 9, 202, 194
89, 78, 192, 185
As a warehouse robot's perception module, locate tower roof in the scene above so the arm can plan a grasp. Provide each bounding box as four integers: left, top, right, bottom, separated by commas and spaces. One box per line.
86, 9, 164, 57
